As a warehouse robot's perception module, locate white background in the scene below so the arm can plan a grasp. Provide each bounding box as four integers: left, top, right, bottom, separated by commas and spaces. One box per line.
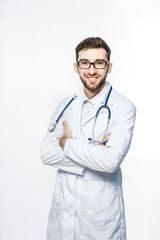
0, 0, 160, 239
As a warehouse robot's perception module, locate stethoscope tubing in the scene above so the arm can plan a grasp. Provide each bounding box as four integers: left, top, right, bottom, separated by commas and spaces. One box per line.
88, 86, 112, 145
48, 86, 112, 144
56, 97, 75, 124
48, 97, 75, 133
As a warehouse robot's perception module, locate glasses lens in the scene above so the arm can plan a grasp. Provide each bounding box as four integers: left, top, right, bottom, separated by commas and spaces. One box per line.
78, 61, 90, 69
94, 61, 106, 69
78, 60, 107, 69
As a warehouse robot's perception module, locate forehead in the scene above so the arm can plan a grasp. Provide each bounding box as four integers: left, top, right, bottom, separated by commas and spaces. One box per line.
78, 48, 107, 61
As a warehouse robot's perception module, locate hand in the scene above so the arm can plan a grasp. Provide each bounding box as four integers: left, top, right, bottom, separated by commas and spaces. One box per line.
59, 121, 72, 149
98, 132, 111, 146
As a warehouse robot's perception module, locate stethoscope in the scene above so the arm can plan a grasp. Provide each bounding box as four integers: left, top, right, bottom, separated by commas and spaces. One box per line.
48, 86, 112, 145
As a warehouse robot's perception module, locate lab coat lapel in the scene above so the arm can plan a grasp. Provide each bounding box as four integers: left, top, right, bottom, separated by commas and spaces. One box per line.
69, 88, 84, 137
81, 84, 114, 127
81, 104, 99, 127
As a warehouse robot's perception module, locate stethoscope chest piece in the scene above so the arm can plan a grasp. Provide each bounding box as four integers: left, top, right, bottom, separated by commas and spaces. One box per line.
48, 122, 57, 132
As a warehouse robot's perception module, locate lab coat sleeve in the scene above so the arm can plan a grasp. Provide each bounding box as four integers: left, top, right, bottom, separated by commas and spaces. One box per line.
40, 98, 86, 176
64, 100, 136, 173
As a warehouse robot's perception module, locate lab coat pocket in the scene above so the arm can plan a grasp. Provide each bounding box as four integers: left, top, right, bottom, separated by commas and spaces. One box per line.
88, 184, 123, 223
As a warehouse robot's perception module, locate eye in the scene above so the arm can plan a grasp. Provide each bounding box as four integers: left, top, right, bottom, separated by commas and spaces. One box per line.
96, 61, 104, 64
81, 61, 88, 64
78, 61, 90, 68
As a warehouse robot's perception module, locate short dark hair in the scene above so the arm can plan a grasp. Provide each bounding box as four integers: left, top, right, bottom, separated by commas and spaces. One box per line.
75, 37, 111, 62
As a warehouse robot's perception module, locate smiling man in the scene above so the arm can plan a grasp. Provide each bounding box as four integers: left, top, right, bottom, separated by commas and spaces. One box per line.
41, 37, 136, 240
74, 47, 113, 98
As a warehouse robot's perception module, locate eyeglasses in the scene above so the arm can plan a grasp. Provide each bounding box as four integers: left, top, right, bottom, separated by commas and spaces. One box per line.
77, 60, 109, 69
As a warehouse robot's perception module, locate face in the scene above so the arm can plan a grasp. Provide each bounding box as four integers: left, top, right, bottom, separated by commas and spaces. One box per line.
74, 48, 112, 96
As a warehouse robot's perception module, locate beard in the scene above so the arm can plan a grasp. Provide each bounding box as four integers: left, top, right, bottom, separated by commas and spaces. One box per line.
79, 71, 108, 92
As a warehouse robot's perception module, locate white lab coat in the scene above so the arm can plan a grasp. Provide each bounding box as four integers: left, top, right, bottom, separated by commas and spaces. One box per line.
41, 81, 136, 240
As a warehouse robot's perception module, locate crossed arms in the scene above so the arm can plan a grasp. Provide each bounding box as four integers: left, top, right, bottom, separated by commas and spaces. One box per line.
41, 98, 136, 175
59, 121, 111, 149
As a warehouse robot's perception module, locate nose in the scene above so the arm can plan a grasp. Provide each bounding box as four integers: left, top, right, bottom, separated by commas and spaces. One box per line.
88, 64, 97, 75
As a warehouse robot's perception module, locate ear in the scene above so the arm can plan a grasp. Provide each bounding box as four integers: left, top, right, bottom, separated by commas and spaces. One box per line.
107, 63, 113, 73
73, 62, 79, 73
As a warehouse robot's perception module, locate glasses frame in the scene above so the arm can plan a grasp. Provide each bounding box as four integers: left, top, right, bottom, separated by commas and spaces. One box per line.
77, 60, 109, 69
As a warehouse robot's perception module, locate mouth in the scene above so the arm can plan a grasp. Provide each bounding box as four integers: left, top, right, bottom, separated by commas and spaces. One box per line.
87, 76, 99, 83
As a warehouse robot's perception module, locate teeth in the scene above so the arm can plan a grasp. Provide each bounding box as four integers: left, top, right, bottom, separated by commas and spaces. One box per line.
88, 77, 97, 80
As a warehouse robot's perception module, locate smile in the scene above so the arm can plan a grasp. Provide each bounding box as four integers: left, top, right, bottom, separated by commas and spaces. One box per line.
87, 77, 98, 83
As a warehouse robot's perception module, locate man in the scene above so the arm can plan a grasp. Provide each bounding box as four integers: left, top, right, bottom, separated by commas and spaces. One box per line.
41, 37, 136, 240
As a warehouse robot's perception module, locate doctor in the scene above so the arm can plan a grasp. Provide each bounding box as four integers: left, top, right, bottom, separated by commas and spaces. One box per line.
41, 37, 136, 240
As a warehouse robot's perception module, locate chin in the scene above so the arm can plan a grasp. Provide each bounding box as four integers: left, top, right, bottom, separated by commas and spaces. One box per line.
87, 80, 105, 91
86, 84, 102, 91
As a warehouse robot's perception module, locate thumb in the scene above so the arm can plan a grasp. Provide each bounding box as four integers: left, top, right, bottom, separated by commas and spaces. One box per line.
100, 132, 111, 144
98, 132, 111, 146
102, 132, 111, 142
63, 121, 72, 137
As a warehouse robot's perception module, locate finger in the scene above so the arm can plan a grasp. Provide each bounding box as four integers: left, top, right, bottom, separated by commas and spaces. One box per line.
102, 132, 111, 142
99, 132, 111, 145
63, 121, 72, 138
59, 135, 64, 149
63, 121, 69, 132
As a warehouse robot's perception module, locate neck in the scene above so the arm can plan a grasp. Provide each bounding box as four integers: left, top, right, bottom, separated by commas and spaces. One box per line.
84, 82, 106, 99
